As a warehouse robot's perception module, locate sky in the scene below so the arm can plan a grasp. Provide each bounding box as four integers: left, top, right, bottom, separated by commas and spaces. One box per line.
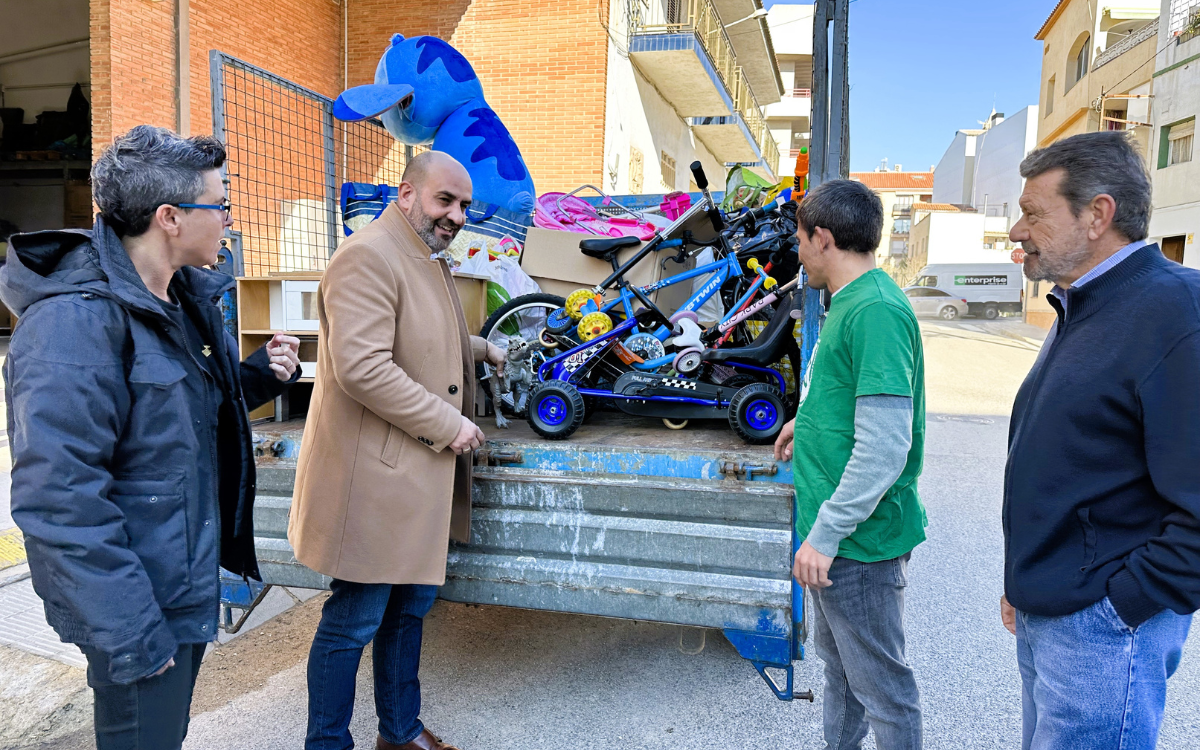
764, 0, 1051, 173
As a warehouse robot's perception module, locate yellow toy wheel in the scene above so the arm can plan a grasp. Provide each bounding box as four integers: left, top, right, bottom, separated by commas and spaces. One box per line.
565, 289, 598, 321
577, 312, 613, 341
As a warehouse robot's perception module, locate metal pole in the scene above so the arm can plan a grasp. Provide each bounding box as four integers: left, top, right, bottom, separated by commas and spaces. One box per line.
323, 102, 339, 260
828, 0, 850, 181
209, 52, 227, 175
809, 0, 830, 188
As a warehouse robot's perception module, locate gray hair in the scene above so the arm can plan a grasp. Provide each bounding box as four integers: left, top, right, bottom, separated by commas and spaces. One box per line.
1018, 131, 1151, 242
91, 125, 227, 237
795, 179, 884, 254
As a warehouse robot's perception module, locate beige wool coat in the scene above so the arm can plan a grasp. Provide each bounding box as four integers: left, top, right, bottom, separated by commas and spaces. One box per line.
288, 203, 488, 585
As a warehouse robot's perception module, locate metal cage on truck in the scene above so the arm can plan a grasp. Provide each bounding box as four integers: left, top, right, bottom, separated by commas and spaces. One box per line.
210, 50, 826, 702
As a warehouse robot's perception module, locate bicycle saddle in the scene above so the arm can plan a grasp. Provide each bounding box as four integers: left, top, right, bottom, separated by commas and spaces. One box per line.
579, 235, 640, 260
703, 291, 802, 368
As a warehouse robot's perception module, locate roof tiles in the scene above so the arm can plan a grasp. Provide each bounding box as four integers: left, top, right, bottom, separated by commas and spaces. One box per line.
849, 171, 935, 190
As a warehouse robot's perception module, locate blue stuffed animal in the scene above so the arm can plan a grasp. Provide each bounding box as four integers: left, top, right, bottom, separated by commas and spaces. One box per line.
335, 34, 535, 215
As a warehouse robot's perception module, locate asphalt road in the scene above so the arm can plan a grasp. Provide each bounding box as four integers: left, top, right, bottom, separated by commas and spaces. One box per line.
9, 320, 1200, 749
172, 318, 1198, 750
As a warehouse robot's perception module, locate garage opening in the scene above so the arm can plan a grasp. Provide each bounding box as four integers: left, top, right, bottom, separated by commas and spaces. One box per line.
0, 0, 92, 334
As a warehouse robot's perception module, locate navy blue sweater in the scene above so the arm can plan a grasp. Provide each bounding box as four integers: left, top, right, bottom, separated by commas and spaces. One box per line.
1004, 245, 1200, 628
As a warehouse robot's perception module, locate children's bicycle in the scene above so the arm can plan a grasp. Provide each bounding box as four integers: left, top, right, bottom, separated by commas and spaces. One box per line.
482, 162, 806, 443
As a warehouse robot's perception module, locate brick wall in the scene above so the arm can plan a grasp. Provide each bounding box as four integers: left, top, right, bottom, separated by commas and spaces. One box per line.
90, 0, 178, 148
90, 0, 343, 149
347, 0, 611, 193
90, 0, 609, 191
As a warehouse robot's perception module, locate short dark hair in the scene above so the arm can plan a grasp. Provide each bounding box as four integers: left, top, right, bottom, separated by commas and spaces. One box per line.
1018, 131, 1151, 242
795, 179, 883, 254
92, 125, 227, 237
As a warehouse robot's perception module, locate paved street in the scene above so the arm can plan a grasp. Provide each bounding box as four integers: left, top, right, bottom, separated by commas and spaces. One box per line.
2, 319, 1199, 749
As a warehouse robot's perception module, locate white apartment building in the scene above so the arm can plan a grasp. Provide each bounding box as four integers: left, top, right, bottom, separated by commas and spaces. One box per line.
1147, 0, 1200, 267
764, 3, 814, 179
932, 107, 1040, 232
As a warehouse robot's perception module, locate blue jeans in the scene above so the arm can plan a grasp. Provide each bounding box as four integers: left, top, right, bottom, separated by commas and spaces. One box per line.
306, 579, 439, 750
811, 553, 922, 750
1016, 596, 1192, 750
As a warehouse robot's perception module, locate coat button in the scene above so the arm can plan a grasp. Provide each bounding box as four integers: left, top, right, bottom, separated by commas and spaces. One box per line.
449, 384, 459, 395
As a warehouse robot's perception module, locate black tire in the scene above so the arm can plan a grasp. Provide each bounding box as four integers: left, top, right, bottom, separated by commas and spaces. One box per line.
728, 383, 787, 445
984, 304, 1000, 320
477, 293, 566, 412
527, 381, 586, 440
480, 292, 566, 339
939, 305, 959, 321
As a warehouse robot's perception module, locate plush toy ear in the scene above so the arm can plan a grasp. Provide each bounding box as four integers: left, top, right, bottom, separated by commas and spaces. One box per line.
333, 84, 415, 122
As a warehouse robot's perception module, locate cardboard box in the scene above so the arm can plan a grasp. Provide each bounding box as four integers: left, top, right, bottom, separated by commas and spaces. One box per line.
452, 271, 489, 333
520, 227, 694, 313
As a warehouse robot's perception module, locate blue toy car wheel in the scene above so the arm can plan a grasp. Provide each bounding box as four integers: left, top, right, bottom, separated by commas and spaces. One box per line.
527, 381, 586, 440
744, 399, 778, 431
728, 382, 786, 445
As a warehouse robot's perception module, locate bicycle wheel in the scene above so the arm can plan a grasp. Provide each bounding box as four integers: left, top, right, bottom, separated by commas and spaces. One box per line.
479, 293, 565, 414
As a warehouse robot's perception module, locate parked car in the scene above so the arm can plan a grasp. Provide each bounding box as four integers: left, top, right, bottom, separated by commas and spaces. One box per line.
909, 263, 1024, 319
904, 286, 970, 320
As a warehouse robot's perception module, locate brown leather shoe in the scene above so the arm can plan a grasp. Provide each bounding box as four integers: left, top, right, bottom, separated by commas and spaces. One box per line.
376, 729, 461, 750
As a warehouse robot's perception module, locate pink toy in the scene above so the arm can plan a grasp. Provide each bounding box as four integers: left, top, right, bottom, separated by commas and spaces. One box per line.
534, 190, 658, 241
659, 191, 692, 221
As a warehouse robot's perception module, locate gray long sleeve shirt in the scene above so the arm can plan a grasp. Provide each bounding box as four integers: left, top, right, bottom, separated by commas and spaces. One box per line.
805, 394, 914, 558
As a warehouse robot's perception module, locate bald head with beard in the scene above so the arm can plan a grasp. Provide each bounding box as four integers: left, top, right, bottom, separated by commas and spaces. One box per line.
397, 150, 473, 253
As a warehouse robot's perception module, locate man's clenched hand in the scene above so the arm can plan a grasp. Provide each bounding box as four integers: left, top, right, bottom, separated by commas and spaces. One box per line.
448, 415, 485, 455
267, 333, 301, 381
774, 418, 796, 461
1001, 595, 1016, 635
485, 342, 506, 378
793, 540, 834, 589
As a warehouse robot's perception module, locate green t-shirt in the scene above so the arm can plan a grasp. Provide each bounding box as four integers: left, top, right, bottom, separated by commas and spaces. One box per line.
793, 268, 927, 562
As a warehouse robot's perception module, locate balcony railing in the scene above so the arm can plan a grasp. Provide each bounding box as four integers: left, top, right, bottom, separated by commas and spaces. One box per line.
1094, 18, 1159, 70
631, 0, 780, 173
787, 87, 811, 98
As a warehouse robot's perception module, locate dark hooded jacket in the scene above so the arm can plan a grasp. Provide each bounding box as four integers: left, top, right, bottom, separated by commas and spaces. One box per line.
0, 216, 289, 684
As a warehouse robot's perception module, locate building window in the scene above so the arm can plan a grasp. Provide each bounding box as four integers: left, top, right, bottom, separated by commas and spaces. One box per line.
892, 218, 911, 234
1066, 34, 1090, 90
1170, 120, 1194, 165
1169, 0, 1200, 37
1074, 36, 1090, 82
1045, 76, 1055, 116
1104, 109, 1127, 131
897, 194, 913, 208
890, 239, 907, 256
660, 151, 676, 190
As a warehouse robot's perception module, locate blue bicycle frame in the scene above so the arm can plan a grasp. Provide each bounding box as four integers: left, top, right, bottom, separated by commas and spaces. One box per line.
587, 249, 773, 371
597, 252, 741, 340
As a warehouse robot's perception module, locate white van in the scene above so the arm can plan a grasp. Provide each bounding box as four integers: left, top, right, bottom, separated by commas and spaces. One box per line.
909, 263, 1025, 319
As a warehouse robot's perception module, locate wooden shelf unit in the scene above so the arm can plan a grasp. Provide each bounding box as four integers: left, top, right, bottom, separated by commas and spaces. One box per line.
236, 274, 323, 421
234, 271, 491, 421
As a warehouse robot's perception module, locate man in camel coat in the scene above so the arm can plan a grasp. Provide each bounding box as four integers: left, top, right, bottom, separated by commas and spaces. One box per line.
290, 150, 506, 750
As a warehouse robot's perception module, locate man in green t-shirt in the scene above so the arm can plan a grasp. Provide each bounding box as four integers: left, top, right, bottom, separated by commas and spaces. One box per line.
774, 178, 927, 750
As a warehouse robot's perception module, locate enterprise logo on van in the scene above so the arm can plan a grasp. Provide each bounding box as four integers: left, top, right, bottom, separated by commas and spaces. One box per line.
955, 275, 1008, 286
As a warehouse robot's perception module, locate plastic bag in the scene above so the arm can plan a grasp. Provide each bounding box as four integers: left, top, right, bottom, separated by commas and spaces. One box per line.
720, 167, 778, 212
455, 252, 540, 300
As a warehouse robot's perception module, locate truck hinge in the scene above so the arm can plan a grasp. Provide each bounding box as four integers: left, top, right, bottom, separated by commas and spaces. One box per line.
719, 460, 779, 481
474, 448, 524, 467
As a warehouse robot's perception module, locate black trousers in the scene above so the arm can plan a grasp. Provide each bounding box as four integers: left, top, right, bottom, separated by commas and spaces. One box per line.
85, 642, 207, 750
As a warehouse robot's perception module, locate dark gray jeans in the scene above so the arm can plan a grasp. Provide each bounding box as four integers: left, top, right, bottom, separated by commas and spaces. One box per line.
811, 552, 922, 750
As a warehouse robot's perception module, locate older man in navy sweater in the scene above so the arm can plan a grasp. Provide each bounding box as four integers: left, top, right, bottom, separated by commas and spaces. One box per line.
1002, 131, 1199, 749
